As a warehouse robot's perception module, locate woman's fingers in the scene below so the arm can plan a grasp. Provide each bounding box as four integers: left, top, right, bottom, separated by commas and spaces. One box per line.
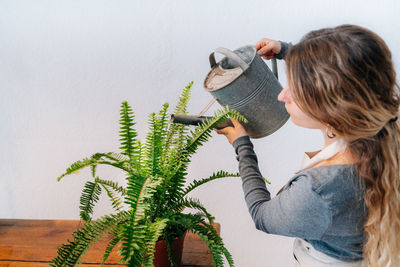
255, 38, 281, 59
215, 127, 229, 135
216, 118, 248, 144
255, 38, 271, 50
257, 42, 275, 57
255, 38, 265, 50
230, 118, 241, 127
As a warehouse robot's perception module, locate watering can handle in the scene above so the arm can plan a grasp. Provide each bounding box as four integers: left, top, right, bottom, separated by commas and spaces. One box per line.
209, 47, 249, 71
209, 47, 279, 79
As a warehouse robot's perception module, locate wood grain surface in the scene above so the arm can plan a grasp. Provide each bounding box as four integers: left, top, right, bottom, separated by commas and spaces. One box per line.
0, 219, 220, 267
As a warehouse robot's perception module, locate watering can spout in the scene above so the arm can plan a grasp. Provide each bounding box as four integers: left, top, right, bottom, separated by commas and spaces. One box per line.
170, 114, 233, 129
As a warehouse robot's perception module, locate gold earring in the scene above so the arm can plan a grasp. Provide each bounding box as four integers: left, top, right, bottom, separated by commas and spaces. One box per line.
326, 125, 336, 139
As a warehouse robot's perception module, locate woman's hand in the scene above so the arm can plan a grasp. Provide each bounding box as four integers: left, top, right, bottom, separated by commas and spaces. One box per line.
215, 118, 248, 144
255, 38, 281, 60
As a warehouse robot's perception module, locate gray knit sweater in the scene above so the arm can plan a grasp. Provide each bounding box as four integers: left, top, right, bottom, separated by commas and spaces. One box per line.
233, 136, 367, 262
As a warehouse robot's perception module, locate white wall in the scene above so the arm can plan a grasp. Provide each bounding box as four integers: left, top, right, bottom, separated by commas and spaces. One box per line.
1, 0, 399, 266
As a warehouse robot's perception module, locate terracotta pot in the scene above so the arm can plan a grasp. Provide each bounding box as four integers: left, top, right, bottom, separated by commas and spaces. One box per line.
153, 235, 185, 267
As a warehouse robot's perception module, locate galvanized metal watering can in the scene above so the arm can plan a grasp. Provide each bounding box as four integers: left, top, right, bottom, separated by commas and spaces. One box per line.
171, 45, 289, 138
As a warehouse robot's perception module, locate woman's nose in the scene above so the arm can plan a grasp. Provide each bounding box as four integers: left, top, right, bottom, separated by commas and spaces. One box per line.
278, 86, 292, 103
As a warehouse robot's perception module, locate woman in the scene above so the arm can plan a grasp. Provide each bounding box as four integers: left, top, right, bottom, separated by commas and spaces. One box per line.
216, 24, 400, 266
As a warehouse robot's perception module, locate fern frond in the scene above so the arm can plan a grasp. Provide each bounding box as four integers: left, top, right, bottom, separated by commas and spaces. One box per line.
119, 140, 145, 174
183, 171, 241, 196
94, 152, 129, 162
120, 174, 163, 263
120, 223, 146, 266
165, 236, 181, 267
161, 82, 192, 172
143, 103, 169, 176
119, 101, 139, 165
165, 240, 175, 267
79, 181, 102, 222
91, 164, 97, 178
101, 237, 120, 266
50, 211, 130, 267
142, 103, 173, 219
162, 164, 188, 212
95, 177, 127, 195
95, 177, 126, 213
133, 140, 144, 173
142, 218, 169, 267
174, 213, 234, 267
190, 224, 234, 267
101, 226, 123, 266
124, 174, 162, 222
221, 245, 235, 267
143, 112, 157, 176
58, 156, 132, 182
177, 197, 215, 224
57, 157, 97, 181
157, 103, 170, 142
185, 106, 247, 157
100, 184, 124, 212
174, 81, 192, 114
154, 103, 170, 175
91, 152, 130, 175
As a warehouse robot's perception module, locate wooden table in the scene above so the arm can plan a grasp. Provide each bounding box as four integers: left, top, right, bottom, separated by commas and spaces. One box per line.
0, 219, 219, 266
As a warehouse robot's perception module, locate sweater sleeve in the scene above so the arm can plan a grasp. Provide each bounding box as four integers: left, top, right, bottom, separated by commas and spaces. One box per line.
233, 136, 332, 240
274, 41, 291, 59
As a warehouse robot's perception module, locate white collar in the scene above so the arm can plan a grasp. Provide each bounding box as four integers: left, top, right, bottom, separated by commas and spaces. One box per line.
299, 138, 347, 171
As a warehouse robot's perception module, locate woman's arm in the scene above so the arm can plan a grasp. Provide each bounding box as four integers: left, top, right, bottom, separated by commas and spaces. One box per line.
233, 136, 331, 240
216, 119, 330, 239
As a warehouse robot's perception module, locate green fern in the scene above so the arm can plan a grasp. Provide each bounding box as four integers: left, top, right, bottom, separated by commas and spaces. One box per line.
119, 101, 142, 171
185, 106, 247, 156
53, 82, 243, 266
174, 81, 192, 114
142, 218, 169, 266
160, 82, 192, 173
50, 211, 130, 267
58, 155, 132, 182
120, 174, 163, 264
100, 183, 124, 212
143, 103, 169, 176
178, 197, 215, 224
101, 231, 121, 266
95, 177, 127, 195
57, 157, 97, 181
184, 171, 241, 196
119, 102, 137, 157
79, 181, 102, 221
175, 213, 234, 267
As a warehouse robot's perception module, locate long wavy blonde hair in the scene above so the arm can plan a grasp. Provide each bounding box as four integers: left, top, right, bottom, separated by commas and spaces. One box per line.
285, 24, 400, 266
